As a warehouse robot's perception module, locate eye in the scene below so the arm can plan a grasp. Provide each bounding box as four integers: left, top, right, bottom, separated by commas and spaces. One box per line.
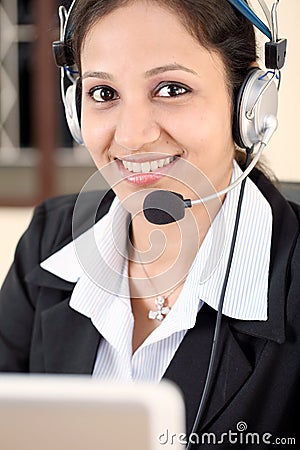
88, 85, 119, 103
154, 82, 191, 98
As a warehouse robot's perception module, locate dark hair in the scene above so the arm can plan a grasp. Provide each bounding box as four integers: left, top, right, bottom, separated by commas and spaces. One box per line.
69, 0, 257, 100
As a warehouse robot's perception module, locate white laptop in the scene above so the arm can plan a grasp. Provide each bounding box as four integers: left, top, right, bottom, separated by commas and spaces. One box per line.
0, 375, 186, 450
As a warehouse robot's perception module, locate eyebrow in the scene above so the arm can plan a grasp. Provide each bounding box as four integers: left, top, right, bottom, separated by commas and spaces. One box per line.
145, 63, 198, 78
82, 71, 114, 81
82, 64, 198, 81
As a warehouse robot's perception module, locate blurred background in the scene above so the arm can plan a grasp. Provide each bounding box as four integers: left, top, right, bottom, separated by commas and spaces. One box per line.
0, 0, 299, 285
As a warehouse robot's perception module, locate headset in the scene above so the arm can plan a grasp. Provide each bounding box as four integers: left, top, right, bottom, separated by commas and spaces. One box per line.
53, 0, 287, 149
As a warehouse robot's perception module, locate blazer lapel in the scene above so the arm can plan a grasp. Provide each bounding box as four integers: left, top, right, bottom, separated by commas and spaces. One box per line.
163, 305, 253, 435
232, 169, 299, 345
25, 265, 101, 374
41, 297, 100, 374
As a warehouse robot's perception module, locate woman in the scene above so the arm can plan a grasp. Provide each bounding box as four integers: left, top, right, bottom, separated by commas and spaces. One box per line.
0, 0, 299, 446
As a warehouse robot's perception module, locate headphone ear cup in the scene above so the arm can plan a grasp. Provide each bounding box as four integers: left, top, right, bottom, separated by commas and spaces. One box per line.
64, 79, 84, 145
233, 67, 278, 149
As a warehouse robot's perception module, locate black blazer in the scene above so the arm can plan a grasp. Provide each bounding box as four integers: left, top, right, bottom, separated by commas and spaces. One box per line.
0, 169, 299, 448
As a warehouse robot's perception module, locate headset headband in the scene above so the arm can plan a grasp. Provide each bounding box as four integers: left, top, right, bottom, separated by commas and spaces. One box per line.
53, 0, 287, 71
227, 0, 272, 39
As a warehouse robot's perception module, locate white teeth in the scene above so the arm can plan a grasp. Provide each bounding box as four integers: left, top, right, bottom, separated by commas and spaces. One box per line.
132, 162, 140, 173
150, 160, 159, 171
121, 156, 176, 173
141, 162, 151, 173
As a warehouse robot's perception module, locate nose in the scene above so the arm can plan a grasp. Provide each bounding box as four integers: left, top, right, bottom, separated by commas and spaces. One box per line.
114, 100, 161, 151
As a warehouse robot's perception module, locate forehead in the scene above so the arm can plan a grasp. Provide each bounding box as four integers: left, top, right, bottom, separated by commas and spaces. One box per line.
82, 2, 195, 52
81, 1, 226, 81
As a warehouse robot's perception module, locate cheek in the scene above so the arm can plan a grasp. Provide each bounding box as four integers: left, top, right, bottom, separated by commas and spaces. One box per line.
165, 107, 232, 154
81, 106, 99, 145
81, 108, 113, 160
190, 102, 233, 152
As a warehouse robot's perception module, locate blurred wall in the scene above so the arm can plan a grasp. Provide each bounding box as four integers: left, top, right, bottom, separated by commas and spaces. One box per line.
0, 208, 33, 286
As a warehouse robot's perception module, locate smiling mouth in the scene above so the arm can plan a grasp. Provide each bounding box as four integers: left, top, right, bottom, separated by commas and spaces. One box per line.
121, 156, 177, 173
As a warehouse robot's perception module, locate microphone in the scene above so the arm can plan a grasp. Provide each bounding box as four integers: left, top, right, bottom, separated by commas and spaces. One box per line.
143, 116, 277, 225
143, 191, 191, 225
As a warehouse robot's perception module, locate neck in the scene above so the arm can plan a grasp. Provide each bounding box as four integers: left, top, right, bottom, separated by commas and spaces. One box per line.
128, 202, 214, 300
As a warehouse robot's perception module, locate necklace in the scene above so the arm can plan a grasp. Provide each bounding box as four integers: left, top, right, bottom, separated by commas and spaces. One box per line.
135, 255, 177, 321
143, 269, 175, 321
148, 294, 172, 321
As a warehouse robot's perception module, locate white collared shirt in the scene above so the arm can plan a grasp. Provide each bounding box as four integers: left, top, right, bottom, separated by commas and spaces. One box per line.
40, 162, 272, 382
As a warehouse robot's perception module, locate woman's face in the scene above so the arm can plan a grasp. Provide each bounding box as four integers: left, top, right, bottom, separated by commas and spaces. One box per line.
80, 1, 235, 205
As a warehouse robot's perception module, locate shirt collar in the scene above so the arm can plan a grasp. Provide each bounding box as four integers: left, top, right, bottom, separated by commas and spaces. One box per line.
40, 161, 272, 323
40, 196, 127, 285
190, 161, 272, 320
